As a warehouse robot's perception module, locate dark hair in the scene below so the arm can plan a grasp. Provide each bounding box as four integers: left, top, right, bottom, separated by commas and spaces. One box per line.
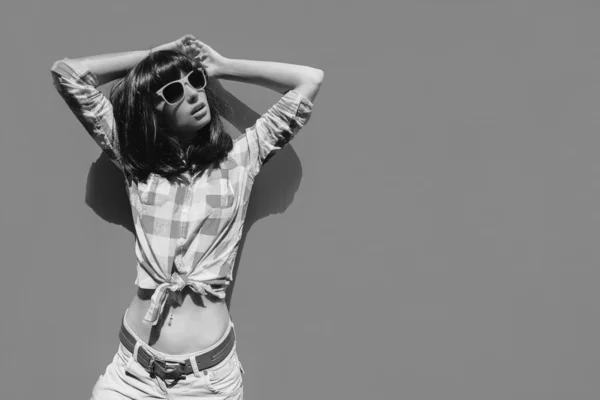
110, 50, 233, 183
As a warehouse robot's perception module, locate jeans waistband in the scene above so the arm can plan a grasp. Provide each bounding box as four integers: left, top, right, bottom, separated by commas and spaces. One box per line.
121, 308, 235, 363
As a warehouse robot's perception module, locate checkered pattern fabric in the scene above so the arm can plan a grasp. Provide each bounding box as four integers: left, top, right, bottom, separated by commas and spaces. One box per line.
50, 58, 313, 325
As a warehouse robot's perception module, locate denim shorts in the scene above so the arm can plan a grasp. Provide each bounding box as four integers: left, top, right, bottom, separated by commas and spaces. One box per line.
90, 309, 245, 399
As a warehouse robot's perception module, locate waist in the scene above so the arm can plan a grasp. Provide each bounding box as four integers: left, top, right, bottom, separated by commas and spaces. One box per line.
126, 286, 230, 355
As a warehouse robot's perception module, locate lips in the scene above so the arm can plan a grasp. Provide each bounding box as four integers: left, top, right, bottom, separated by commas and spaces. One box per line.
191, 103, 206, 115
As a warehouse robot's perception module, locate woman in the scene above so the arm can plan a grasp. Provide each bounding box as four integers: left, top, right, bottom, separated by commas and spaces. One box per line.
50, 34, 323, 399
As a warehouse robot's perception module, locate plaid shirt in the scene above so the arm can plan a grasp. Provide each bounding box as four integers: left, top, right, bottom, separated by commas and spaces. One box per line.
50, 58, 313, 325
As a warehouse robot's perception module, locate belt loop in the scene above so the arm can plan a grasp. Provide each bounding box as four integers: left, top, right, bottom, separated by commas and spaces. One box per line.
190, 355, 201, 377
132, 342, 141, 364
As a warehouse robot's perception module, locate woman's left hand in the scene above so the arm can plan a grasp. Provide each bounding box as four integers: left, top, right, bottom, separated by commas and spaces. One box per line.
187, 38, 229, 79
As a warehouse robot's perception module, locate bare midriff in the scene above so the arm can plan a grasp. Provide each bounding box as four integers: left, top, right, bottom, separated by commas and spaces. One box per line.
125, 285, 231, 355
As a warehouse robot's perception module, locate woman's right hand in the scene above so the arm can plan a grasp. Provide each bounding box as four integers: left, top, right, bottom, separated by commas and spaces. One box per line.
153, 35, 228, 79
187, 38, 229, 79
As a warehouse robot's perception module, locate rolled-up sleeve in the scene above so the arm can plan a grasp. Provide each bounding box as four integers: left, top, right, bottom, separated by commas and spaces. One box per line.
231, 89, 313, 178
50, 58, 122, 170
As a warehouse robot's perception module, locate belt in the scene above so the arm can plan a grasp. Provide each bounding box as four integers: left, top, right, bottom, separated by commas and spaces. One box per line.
118, 318, 236, 382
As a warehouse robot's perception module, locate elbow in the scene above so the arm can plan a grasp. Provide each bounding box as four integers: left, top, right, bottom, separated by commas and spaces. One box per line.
50, 60, 64, 88
50, 59, 61, 74
50, 58, 70, 78
309, 68, 324, 85
316, 68, 325, 83
292, 68, 324, 104
51, 58, 67, 70
299, 67, 324, 87
50, 57, 84, 78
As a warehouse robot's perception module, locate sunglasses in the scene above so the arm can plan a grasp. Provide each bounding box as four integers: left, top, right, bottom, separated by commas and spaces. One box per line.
155, 69, 207, 105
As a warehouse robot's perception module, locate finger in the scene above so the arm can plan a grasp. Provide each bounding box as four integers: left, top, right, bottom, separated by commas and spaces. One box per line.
183, 35, 196, 46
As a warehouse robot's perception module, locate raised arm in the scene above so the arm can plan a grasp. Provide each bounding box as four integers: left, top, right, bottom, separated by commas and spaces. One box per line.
49, 35, 201, 170
187, 38, 324, 176
216, 56, 323, 176
215, 58, 323, 104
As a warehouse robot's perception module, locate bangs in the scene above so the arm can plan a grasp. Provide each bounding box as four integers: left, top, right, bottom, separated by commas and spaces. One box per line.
134, 50, 203, 95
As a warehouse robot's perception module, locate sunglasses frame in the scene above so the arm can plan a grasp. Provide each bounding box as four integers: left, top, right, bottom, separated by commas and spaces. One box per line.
155, 68, 207, 105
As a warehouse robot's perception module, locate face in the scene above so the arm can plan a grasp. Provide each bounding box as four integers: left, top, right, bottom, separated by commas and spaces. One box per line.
155, 69, 212, 142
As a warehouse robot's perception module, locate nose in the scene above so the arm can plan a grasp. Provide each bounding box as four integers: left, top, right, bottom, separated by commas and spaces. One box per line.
184, 83, 199, 102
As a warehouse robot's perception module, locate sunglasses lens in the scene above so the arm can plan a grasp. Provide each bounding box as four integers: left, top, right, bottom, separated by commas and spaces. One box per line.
162, 82, 184, 104
188, 70, 206, 89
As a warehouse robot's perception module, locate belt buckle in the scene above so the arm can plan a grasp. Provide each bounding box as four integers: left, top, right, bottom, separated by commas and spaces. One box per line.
150, 357, 187, 381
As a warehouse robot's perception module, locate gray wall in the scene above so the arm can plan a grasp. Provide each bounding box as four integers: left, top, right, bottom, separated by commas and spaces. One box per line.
1, 0, 599, 399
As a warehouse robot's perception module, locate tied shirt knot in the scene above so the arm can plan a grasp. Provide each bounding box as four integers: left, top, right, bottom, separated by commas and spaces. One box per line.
143, 272, 231, 326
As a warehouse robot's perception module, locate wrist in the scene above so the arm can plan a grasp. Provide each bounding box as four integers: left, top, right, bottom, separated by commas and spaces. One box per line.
151, 42, 175, 53
213, 57, 236, 79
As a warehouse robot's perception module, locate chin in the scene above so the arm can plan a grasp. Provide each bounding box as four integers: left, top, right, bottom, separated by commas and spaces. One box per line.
196, 115, 210, 128
196, 123, 209, 132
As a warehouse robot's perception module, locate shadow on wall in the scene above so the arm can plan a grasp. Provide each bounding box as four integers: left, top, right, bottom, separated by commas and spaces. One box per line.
84, 79, 304, 310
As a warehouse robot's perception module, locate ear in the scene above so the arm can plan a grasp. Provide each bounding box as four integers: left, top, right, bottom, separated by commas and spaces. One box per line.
155, 99, 166, 113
